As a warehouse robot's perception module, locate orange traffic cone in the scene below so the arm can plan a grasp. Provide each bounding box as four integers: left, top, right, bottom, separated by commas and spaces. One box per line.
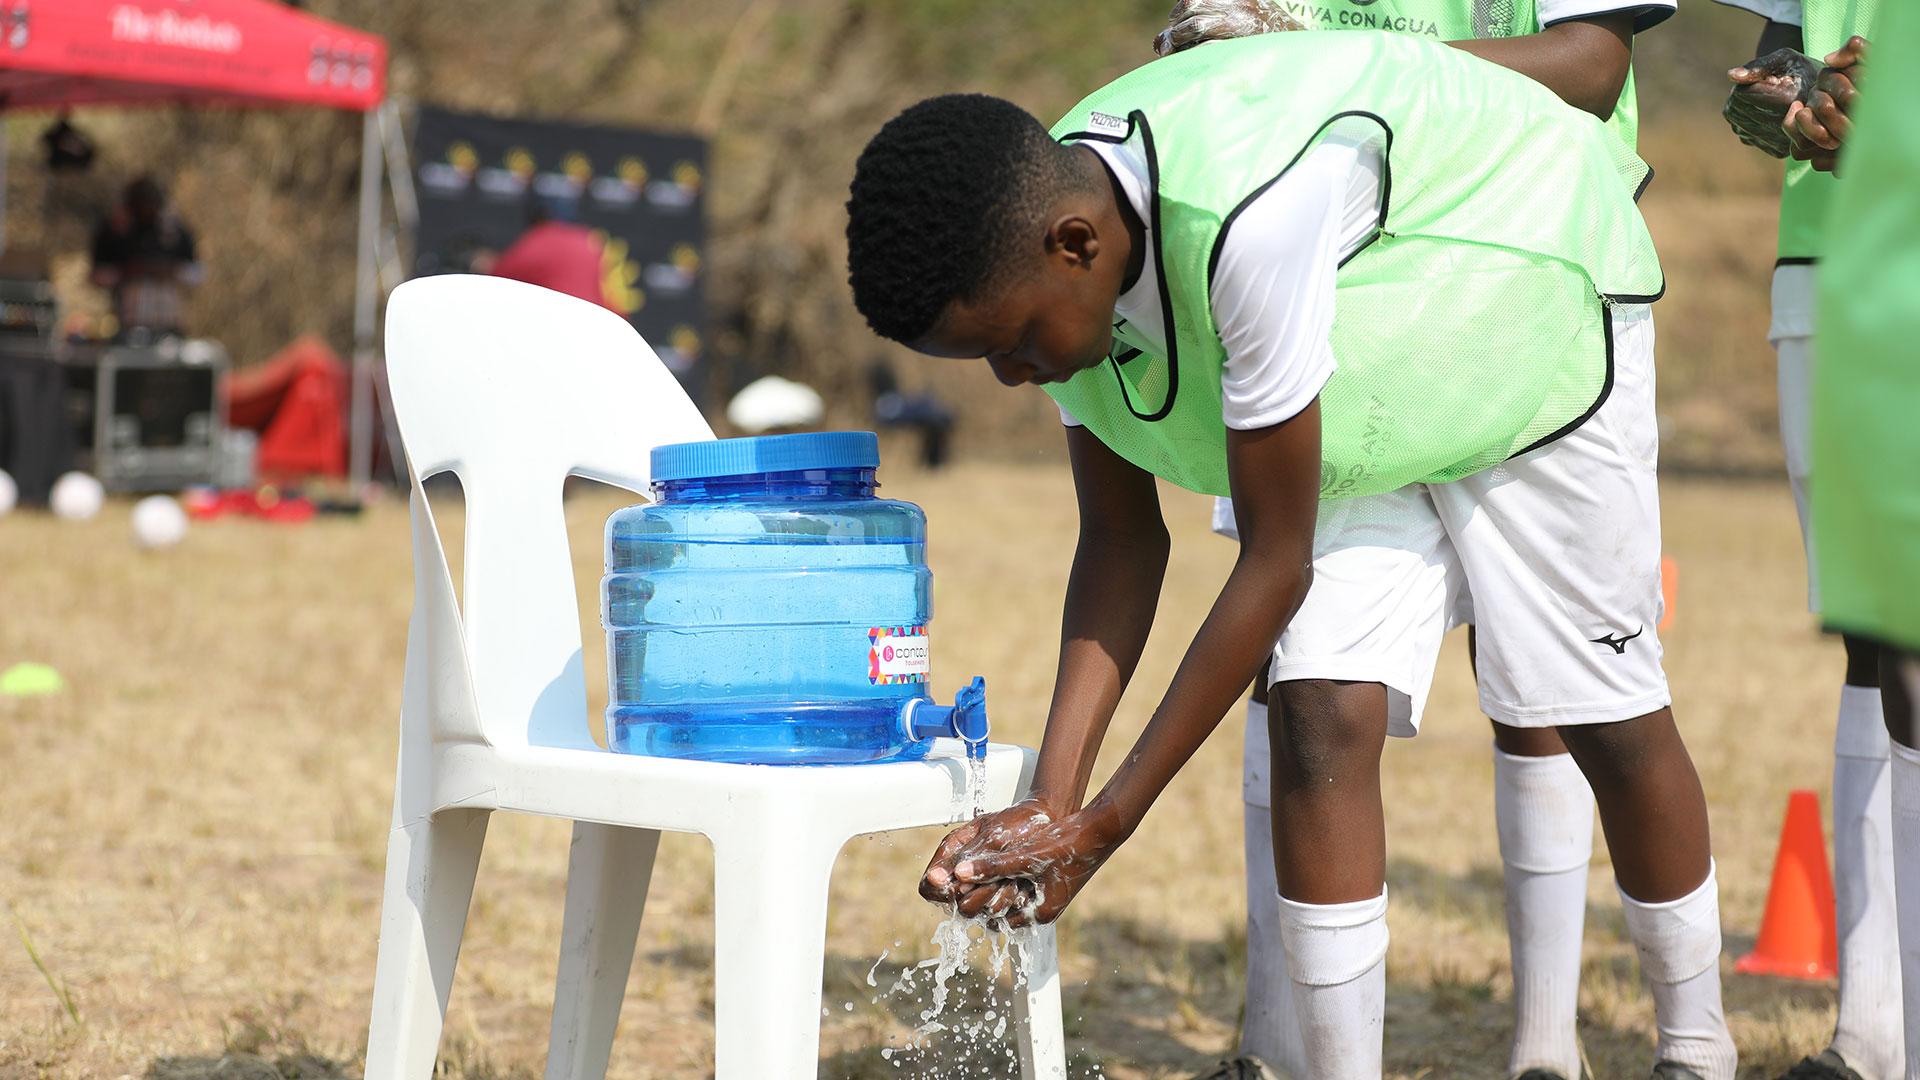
1659, 556, 1677, 633
1736, 789, 1839, 979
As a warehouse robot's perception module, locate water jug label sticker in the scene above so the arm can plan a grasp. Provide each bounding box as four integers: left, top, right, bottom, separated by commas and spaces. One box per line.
868, 626, 930, 684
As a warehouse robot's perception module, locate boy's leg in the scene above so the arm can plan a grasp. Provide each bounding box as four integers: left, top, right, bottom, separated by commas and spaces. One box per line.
1471, 617, 1594, 1080
1491, 715, 1593, 1080
1252, 485, 1461, 1077
1883, 651, 1920, 1079
1434, 304, 1733, 1078
1554, 712, 1732, 1077
1827, 637, 1902, 1080
1242, 676, 1310, 1077
1778, 265, 1904, 1080
1269, 677, 1392, 1080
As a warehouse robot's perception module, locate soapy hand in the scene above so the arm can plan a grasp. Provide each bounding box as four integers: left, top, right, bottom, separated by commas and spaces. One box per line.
1154, 0, 1305, 58
1725, 47, 1821, 158
921, 798, 1057, 917
1785, 36, 1870, 173
936, 798, 1132, 928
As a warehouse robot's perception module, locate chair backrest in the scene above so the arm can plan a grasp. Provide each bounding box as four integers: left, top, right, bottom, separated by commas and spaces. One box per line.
385, 275, 713, 750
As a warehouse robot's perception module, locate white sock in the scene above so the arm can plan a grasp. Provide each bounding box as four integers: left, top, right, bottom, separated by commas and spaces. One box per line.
1616, 865, 1737, 1079
1495, 747, 1593, 1079
1830, 686, 1905, 1080
1889, 738, 1920, 1080
1277, 889, 1389, 1080
1242, 700, 1310, 1075
1245, 805, 1310, 1075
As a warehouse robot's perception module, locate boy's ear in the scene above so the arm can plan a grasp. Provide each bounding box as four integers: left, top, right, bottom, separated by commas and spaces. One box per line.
1045, 214, 1102, 269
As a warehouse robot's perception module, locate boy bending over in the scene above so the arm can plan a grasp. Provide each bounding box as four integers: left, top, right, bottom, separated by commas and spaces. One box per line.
845, 31, 1733, 1078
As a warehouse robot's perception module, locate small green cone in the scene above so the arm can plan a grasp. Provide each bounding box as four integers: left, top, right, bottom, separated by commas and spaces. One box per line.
0, 662, 66, 697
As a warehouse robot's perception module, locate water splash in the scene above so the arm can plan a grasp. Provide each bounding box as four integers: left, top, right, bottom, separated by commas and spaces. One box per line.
965, 754, 989, 820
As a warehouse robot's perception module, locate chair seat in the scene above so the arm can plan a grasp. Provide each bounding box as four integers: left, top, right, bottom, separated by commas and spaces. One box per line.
431, 739, 1036, 839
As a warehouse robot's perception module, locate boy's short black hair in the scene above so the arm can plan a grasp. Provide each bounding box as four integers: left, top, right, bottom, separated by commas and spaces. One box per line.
846, 93, 1091, 344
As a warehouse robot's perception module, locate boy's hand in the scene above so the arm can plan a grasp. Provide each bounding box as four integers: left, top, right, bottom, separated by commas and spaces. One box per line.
920, 798, 1059, 909
1785, 36, 1870, 173
1154, 0, 1304, 58
943, 797, 1132, 928
1725, 47, 1821, 158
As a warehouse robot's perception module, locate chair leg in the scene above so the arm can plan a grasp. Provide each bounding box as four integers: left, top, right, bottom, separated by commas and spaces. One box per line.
546, 823, 661, 1080
366, 808, 491, 1080
1014, 923, 1068, 1080
709, 817, 842, 1080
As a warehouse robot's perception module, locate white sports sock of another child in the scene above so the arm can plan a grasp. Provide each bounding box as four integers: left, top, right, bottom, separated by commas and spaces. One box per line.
1887, 738, 1920, 1080
1829, 686, 1905, 1080
1245, 805, 1308, 1076
1494, 747, 1593, 1080
1242, 700, 1310, 1075
1277, 889, 1389, 1080
1616, 864, 1737, 1079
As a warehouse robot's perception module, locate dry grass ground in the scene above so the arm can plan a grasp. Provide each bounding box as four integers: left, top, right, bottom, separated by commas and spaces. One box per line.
0, 464, 1857, 1078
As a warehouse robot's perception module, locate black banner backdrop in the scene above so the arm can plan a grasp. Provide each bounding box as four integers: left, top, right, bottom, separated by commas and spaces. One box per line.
411, 106, 709, 397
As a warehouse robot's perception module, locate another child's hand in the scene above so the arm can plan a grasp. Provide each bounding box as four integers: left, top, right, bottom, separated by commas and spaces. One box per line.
944, 797, 1132, 928
1725, 47, 1821, 158
1154, 0, 1304, 58
1785, 36, 1870, 173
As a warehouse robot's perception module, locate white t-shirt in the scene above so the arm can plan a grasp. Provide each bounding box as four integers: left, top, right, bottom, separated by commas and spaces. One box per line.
1543, 0, 1677, 31
1710, 0, 1801, 26
1059, 118, 1386, 432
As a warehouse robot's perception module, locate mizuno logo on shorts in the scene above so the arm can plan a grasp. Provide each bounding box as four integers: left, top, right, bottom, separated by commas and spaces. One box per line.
1589, 626, 1644, 654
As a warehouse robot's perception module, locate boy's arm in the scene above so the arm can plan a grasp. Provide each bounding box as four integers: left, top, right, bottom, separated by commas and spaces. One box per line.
945, 403, 1323, 925
919, 424, 1169, 910
1447, 11, 1638, 120
1030, 424, 1173, 811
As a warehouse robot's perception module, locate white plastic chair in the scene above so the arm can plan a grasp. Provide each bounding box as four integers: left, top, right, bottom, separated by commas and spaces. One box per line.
366, 275, 1066, 1080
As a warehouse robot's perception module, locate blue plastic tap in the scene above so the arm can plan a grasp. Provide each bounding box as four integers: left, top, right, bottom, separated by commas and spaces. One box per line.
900, 676, 990, 760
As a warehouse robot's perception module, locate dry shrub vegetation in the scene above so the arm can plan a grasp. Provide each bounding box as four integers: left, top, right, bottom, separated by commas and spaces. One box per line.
13, 0, 1789, 471
0, 466, 1861, 1077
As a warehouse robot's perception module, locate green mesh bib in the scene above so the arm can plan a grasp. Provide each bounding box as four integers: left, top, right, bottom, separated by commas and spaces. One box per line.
1813, 0, 1920, 648
1272, 0, 1644, 148
1778, 0, 1880, 260
1043, 32, 1662, 499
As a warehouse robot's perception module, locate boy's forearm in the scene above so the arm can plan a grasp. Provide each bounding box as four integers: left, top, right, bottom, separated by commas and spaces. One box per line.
1090, 549, 1309, 833
1029, 525, 1170, 810
1448, 13, 1636, 120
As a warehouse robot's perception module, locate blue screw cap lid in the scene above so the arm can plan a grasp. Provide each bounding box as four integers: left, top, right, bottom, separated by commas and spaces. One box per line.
651, 431, 881, 482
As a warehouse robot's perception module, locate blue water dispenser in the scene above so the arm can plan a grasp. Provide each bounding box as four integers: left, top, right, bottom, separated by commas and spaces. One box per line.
603, 431, 988, 764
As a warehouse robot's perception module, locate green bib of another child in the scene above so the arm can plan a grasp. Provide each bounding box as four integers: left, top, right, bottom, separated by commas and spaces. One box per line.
1778, 0, 1880, 260
1270, 0, 1644, 148
1042, 31, 1662, 500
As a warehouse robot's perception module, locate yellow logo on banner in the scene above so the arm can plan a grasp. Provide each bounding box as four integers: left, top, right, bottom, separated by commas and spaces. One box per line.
599, 234, 644, 314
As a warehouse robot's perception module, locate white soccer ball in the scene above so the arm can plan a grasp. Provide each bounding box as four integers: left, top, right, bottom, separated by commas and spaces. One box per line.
49, 471, 105, 521
0, 470, 15, 517
130, 494, 189, 549
726, 375, 824, 434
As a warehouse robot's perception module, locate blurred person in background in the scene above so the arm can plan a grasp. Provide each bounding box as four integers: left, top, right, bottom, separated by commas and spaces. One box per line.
476, 196, 622, 313
1719, 2, 1895, 1077
1156, 2, 1674, 1076
1806, 0, 1920, 1071
89, 175, 201, 342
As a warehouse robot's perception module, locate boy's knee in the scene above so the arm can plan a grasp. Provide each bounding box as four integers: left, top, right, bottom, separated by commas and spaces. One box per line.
1557, 708, 1683, 788
1268, 679, 1387, 785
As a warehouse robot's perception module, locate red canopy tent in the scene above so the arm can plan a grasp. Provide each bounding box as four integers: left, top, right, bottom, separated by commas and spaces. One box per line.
0, 0, 399, 487
1, 0, 384, 110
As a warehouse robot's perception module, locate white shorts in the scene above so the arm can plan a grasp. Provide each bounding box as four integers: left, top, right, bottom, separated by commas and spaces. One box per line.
1214, 304, 1671, 737
1772, 263, 1819, 612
